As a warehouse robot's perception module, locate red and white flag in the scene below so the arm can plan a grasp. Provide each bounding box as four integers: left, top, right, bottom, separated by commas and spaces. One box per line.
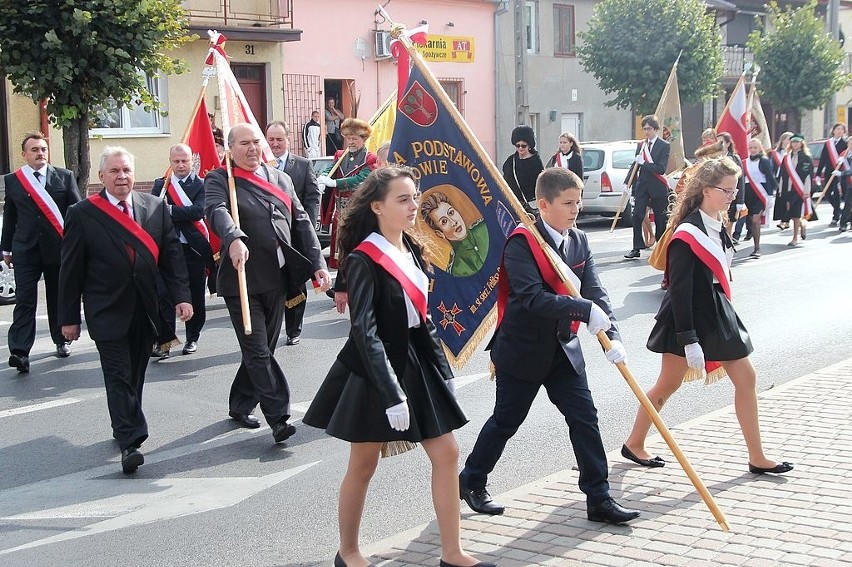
185, 98, 222, 176
716, 74, 749, 162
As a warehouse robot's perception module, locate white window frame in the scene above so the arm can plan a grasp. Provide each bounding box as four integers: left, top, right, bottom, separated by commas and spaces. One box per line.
525, 1, 539, 54
89, 74, 170, 138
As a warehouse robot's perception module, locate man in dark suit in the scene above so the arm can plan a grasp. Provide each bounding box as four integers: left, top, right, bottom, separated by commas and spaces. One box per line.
205, 123, 331, 443
2, 132, 82, 373
459, 168, 640, 525
151, 143, 215, 356
59, 146, 192, 473
814, 122, 847, 226
624, 114, 671, 259
266, 121, 321, 346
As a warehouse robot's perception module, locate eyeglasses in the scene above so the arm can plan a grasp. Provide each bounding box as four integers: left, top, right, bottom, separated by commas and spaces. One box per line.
515, 143, 528, 149
711, 186, 739, 198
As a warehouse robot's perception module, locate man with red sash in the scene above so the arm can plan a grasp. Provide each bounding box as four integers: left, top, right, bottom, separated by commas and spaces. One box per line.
459, 168, 640, 526
623, 114, 671, 260
151, 143, 215, 357
59, 147, 192, 474
814, 123, 847, 226
1, 132, 81, 373
205, 123, 331, 444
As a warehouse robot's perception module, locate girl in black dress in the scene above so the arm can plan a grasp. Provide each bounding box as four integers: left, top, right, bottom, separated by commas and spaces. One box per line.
622, 158, 792, 476
716, 132, 746, 236
545, 131, 584, 180
779, 134, 813, 247
743, 139, 778, 258
303, 166, 493, 567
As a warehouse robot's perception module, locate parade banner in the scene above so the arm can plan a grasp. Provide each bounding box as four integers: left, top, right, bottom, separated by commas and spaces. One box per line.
390, 62, 522, 367
716, 74, 749, 161
655, 55, 684, 174
185, 98, 222, 177
365, 92, 397, 154
747, 88, 772, 151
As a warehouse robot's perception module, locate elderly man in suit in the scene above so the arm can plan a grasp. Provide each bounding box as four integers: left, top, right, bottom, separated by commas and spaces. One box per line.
623, 114, 671, 259
2, 132, 82, 373
205, 123, 331, 443
459, 168, 641, 526
266, 120, 321, 346
151, 143, 215, 357
59, 146, 192, 473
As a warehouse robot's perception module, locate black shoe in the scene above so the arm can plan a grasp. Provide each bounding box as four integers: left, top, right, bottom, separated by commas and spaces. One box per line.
840, 224, 848, 232
8, 353, 29, 373
440, 560, 496, 567
624, 249, 640, 259
333, 552, 375, 567
228, 411, 261, 429
587, 498, 641, 524
285, 335, 301, 346
829, 220, 838, 227
182, 341, 197, 355
749, 461, 794, 474
151, 346, 170, 359
121, 447, 144, 474
621, 444, 665, 467
325, 288, 336, 299
460, 482, 505, 515
56, 342, 72, 358
272, 420, 296, 443
744, 232, 753, 241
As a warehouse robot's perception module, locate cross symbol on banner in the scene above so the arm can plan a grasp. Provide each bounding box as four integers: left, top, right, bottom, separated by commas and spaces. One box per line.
437, 301, 465, 336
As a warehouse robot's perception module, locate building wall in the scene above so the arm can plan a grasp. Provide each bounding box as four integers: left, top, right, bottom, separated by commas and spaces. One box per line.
495, 0, 633, 163
284, 0, 498, 157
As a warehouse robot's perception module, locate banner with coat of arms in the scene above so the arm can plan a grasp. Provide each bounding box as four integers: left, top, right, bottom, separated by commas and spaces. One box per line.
390, 62, 522, 367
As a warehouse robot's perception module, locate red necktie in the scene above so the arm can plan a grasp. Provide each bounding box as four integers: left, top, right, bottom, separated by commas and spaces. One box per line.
118, 201, 136, 263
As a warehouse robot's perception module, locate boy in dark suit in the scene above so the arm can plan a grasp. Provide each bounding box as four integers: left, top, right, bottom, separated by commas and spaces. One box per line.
459, 167, 641, 525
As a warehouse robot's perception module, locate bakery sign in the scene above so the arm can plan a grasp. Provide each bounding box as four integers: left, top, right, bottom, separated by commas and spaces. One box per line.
414, 34, 475, 63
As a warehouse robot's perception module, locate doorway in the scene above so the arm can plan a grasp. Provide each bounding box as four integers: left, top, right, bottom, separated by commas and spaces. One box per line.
232, 64, 268, 129
561, 113, 581, 139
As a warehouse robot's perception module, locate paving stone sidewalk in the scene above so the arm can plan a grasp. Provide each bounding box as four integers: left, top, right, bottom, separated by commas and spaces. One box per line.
366, 358, 852, 566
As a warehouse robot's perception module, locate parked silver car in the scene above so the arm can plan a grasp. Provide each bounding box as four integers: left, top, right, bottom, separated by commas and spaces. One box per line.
579, 140, 636, 227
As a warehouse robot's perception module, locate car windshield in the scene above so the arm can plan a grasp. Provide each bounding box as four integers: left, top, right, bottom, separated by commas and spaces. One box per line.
612, 149, 635, 169
582, 150, 604, 171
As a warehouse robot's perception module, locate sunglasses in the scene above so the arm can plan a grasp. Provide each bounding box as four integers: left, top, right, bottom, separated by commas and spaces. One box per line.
515, 143, 529, 149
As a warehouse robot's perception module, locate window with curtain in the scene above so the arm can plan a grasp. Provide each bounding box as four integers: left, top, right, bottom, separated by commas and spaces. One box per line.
554, 4, 576, 57
90, 74, 168, 136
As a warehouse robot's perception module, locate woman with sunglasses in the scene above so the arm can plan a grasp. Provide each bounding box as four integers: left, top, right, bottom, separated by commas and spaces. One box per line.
502, 125, 544, 213
778, 133, 813, 246
621, 157, 792, 477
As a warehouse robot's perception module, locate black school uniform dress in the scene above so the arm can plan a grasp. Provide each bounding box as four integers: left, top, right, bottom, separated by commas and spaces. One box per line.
647, 210, 753, 362
304, 233, 467, 443
744, 155, 778, 214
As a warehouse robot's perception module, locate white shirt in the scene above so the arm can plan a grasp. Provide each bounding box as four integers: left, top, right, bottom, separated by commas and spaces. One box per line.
541, 218, 569, 257
698, 209, 733, 276
104, 191, 134, 220
22, 164, 48, 186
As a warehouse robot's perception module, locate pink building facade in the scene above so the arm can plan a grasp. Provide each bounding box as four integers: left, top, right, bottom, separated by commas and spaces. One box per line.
282, 0, 498, 158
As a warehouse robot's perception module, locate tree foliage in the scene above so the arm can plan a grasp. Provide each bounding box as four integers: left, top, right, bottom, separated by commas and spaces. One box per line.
578, 0, 723, 115
747, 0, 849, 128
0, 0, 191, 187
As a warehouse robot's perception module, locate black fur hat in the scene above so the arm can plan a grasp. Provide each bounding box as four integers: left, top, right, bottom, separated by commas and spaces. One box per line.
511, 125, 536, 150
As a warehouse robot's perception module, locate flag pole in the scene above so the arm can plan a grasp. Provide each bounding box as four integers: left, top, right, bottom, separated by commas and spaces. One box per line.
383, 7, 729, 531
224, 151, 252, 335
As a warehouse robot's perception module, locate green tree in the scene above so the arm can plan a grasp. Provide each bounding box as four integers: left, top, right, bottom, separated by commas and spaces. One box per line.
577, 0, 723, 115
0, 0, 191, 188
748, 0, 849, 132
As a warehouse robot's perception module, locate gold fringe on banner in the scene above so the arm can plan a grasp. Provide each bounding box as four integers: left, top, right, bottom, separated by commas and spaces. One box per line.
381, 440, 418, 458
284, 293, 307, 309
683, 365, 728, 385
158, 338, 182, 352
444, 308, 498, 370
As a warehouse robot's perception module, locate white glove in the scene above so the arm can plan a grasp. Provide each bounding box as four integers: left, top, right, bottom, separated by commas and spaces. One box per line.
317, 175, 337, 188
621, 184, 630, 196
736, 204, 746, 214
586, 303, 612, 335
446, 378, 457, 397
814, 175, 823, 185
385, 401, 410, 431
634, 153, 646, 165
684, 342, 705, 370
605, 340, 627, 364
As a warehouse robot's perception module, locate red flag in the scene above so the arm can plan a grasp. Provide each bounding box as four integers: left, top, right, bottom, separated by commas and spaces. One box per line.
185, 98, 222, 176
715, 74, 748, 161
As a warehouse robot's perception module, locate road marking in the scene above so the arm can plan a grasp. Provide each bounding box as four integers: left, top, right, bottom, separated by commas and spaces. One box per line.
0, 394, 103, 419
0, 461, 319, 556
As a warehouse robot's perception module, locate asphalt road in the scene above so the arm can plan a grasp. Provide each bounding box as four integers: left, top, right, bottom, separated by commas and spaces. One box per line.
1, 208, 850, 567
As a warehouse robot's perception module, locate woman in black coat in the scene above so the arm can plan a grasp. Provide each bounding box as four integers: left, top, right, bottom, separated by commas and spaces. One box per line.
743, 138, 778, 257
716, 132, 746, 234
303, 166, 492, 567
778, 134, 813, 246
545, 132, 584, 181
502, 125, 544, 211
621, 157, 792, 476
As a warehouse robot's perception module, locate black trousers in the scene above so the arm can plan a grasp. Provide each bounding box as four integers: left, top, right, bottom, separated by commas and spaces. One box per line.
631, 188, 669, 251
225, 287, 290, 426
841, 178, 852, 226
824, 178, 842, 221
284, 283, 307, 338
156, 244, 208, 344
8, 259, 63, 355
460, 351, 610, 505
95, 300, 153, 451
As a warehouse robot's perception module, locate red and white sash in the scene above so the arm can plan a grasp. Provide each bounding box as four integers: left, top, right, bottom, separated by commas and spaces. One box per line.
744, 159, 769, 211
497, 224, 583, 334
640, 141, 669, 187
554, 152, 572, 169
782, 153, 813, 217
165, 174, 209, 241
769, 149, 783, 169
232, 167, 293, 212
824, 139, 848, 171
354, 232, 429, 322
14, 169, 64, 238
88, 194, 160, 263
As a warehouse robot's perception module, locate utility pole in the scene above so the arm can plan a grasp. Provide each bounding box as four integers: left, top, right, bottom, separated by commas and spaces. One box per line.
514, 0, 529, 126
826, 0, 840, 133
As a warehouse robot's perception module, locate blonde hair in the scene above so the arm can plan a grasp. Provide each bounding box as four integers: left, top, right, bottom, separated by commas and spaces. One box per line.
669, 157, 741, 228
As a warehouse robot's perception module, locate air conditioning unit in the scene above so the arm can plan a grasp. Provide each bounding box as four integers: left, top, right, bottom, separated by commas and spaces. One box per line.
375, 30, 392, 59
